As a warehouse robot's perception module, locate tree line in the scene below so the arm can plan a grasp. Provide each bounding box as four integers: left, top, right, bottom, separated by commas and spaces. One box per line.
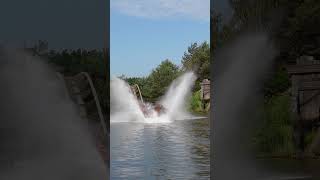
121, 42, 210, 105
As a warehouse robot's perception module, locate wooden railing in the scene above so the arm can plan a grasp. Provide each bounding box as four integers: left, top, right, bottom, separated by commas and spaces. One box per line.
131, 84, 144, 103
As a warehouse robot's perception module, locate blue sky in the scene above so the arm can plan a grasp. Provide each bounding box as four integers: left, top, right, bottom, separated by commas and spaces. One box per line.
111, 0, 210, 77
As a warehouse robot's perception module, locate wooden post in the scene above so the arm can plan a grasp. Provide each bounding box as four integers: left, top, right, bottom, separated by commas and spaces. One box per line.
202, 94, 205, 110
297, 91, 305, 156
200, 79, 210, 111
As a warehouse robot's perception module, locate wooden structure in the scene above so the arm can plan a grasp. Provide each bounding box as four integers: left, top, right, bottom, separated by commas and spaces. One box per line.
131, 84, 144, 104
200, 79, 210, 100
200, 79, 210, 110
286, 56, 320, 155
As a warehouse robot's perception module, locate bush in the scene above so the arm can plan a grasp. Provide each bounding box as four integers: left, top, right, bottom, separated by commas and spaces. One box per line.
254, 94, 295, 155
264, 67, 291, 98
305, 130, 317, 147
188, 90, 205, 114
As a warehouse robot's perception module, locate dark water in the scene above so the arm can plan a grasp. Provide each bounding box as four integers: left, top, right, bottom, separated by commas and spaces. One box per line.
110, 118, 210, 180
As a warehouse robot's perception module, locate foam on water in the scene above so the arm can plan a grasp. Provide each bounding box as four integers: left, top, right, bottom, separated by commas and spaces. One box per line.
110, 72, 197, 123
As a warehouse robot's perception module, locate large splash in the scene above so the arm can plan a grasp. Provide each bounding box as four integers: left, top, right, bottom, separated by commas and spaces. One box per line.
110, 77, 145, 123
110, 72, 197, 123
0, 48, 108, 179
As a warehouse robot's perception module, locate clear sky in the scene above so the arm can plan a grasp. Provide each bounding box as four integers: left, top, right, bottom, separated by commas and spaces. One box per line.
110, 0, 210, 77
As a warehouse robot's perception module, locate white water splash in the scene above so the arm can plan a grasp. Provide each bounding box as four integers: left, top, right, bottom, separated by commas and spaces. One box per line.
110, 77, 145, 123
110, 72, 197, 123
160, 72, 197, 120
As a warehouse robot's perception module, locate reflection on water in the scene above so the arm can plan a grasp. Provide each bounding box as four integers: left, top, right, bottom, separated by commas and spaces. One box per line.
111, 118, 210, 179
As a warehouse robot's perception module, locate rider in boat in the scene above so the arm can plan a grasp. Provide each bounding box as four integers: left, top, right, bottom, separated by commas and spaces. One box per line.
139, 101, 166, 117
154, 103, 166, 116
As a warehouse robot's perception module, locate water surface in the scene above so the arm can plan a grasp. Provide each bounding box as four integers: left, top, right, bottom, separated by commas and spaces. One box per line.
111, 118, 210, 179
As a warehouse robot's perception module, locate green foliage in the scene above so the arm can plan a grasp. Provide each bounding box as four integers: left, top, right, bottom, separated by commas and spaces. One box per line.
187, 90, 211, 114
254, 94, 295, 155
129, 60, 181, 102
224, 0, 320, 59
124, 76, 149, 99
188, 90, 203, 113
225, 0, 320, 156
305, 130, 317, 147
229, 0, 282, 32
277, 0, 320, 59
47, 48, 109, 115
264, 67, 291, 98
125, 77, 147, 87
117, 40, 211, 103
48, 49, 105, 76
118, 40, 211, 105
181, 42, 210, 91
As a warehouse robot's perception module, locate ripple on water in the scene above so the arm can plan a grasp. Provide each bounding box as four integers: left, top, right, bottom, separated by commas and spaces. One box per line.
111, 119, 210, 179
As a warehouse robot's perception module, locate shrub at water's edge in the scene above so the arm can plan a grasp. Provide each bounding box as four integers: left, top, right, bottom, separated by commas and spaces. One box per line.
188, 90, 210, 115
253, 94, 295, 156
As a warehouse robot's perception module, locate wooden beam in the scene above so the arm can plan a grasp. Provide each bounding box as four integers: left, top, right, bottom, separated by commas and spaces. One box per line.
298, 81, 320, 91
286, 64, 320, 75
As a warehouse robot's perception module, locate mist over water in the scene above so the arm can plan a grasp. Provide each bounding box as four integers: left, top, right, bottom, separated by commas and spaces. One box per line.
110, 72, 197, 123
0, 48, 107, 179
212, 32, 276, 180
